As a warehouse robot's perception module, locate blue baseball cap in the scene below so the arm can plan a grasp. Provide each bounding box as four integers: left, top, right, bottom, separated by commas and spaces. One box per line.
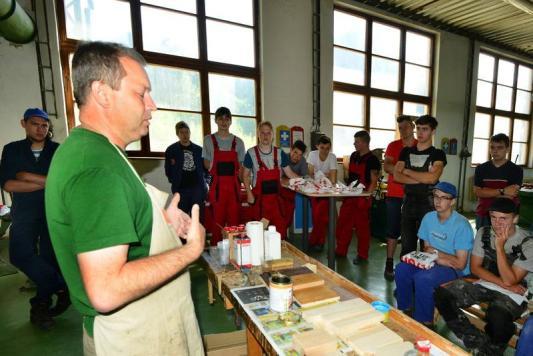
433, 181, 457, 198
23, 108, 49, 121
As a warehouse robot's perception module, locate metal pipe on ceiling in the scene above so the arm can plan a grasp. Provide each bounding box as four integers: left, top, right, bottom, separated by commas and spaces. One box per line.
0, 0, 35, 44
501, 0, 533, 15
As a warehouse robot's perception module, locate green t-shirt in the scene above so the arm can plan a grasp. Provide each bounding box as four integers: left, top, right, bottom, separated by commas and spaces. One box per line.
45, 128, 153, 337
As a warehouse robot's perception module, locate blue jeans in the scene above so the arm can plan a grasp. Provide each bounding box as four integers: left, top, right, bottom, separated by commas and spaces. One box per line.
517, 316, 533, 356
395, 262, 460, 323
9, 218, 65, 304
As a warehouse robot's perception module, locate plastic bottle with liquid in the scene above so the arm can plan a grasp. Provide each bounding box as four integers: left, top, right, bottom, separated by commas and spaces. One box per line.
267, 225, 281, 260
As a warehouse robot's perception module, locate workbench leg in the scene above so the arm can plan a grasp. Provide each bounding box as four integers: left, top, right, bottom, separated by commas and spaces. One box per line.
327, 197, 336, 270
302, 194, 309, 252
246, 327, 263, 356
207, 279, 215, 304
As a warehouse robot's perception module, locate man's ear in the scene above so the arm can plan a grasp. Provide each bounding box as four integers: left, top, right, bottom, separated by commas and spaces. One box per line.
513, 214, 519, 224
20, 119, 26, 129
90, 80, 112, 108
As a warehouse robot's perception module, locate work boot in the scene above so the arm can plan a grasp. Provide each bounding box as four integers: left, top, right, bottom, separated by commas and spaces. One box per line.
49, 289, 71, 317
384, 258, 394, 281
30, 301, 54, 330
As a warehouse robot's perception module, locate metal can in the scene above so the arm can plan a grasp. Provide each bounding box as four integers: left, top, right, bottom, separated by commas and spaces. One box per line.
269, 274, 293, 313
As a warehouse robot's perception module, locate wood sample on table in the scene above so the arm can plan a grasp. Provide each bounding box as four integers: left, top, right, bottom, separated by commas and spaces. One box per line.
345, 323, 403, 355
291, 328, 337, 356
375, 341, 414, 356
263, 258, 294, 271
291, 273, 325, 291
327, 309, 385, 338
301, 297, 368, 324
293, 285, 340, 308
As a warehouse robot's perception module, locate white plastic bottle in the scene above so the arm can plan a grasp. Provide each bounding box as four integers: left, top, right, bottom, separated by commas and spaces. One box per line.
267, 225, 281, 260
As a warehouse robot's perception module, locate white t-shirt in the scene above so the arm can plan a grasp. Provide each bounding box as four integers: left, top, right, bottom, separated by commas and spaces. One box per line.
307, 150, 337, 175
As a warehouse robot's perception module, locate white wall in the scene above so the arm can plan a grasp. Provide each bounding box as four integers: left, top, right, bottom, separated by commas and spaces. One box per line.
1, 0, 531, 208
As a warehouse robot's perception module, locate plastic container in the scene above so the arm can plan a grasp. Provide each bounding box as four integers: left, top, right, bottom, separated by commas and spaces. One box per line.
266, 225, 281, 260
269, 274, 293, 313
371, 300, 391, 322
217, 240, 229, 265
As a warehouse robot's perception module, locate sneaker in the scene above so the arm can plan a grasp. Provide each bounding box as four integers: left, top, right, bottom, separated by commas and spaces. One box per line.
49, 289, 71, 317
30, 301, 54, 330
352, 256, 368, 265
384, 258, 395, 281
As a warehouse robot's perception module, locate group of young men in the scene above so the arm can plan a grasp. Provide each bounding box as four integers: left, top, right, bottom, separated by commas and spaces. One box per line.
1, 40, 531, 355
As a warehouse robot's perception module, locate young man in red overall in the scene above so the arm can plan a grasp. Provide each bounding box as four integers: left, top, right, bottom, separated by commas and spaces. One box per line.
242, 122, 298, 238
335, 130, 380, 265
202, 107, 245, 245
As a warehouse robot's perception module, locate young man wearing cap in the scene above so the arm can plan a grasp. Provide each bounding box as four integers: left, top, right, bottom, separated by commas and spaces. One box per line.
474, 133, 523, 230
165, 121, 206, 218
383, 115, 417, 280
0, 108, 69, 329
394, 115, 447, 257
435, 198, 533, 354
203, 107, 246, 245
394, 182, 474, 326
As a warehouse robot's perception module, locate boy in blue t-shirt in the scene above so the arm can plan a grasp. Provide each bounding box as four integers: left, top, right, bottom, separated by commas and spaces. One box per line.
394, 182, 474, 326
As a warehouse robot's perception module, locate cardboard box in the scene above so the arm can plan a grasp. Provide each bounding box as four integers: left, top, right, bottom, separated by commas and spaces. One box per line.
203, 330, 247, 356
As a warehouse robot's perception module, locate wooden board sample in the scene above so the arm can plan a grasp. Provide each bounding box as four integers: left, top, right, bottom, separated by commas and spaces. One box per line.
375, 341, 414, 356
293, 285, 340, 308
302, 298, 367, 324
292, 328, 337, 356
328, 309, 385, 338
291, 273, 325, 291
346, 324, 403, 355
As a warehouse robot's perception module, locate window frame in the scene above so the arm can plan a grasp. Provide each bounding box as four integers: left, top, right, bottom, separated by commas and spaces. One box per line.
472, 50, 532, 167
332, 6, 435, 158
56, 0, 261, 158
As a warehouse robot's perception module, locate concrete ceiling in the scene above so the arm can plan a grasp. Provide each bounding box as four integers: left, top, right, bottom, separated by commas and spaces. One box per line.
359, 0, 533, 57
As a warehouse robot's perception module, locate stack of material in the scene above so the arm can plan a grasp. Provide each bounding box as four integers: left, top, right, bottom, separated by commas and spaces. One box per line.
293, 285, 340, 308
301, 298, 373, 326
291, 329, 337, 356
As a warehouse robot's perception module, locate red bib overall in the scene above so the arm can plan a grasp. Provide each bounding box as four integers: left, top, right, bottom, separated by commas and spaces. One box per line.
207, 135, 240, 245
335, 152, 373, 258
251, 147, 287, 239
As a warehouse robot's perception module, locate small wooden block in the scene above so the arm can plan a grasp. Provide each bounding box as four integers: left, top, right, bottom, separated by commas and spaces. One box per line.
292, 273, 325, 291
264, 258, 294, 270
375, 341, 414, 356
292, 329, 337, 356
329, 310, 384, 338
346, 324, 403, 355
294, 285, 340, 308
302, 298, 368, 324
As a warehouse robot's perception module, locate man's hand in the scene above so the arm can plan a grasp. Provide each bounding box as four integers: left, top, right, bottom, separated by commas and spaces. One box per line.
246, 190, 255, 205
503, 283, 527, 295
164, 193, 192, 237
503, 184, 520, 198
182, 204, 205, 258
494, 224, 511, 250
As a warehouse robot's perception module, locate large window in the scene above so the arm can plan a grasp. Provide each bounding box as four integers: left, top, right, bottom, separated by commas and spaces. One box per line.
57, 0, 260, 156
333, 8, 433, 157
472, 52, 532, 166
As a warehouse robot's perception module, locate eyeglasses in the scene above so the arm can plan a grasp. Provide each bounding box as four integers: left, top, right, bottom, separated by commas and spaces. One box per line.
433, 194, 454, 201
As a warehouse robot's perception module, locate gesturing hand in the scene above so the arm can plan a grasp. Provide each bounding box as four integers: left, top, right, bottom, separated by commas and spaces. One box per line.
164, 193, 192, 237
184, 204, 206, 257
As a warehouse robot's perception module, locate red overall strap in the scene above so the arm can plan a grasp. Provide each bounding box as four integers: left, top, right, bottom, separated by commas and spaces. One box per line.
231, 136, 236, 150
273, 147, 278, 167
254, 146, 265, 169
210, 134, 219, 151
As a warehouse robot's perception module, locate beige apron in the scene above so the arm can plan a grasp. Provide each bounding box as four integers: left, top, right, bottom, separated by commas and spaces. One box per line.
92, 147, 204, 356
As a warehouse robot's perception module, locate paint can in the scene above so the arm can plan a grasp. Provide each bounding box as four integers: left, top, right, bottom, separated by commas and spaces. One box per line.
269, 274, 293, 313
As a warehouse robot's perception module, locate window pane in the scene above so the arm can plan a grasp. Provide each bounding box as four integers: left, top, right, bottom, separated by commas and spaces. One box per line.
142, 6, 198, 58
476, 80, 493, 107
232, 117, 257, 150
473, 112, 491, 138
513, 119, 529, 142
333, 125, 362, 157
493, 116, 510, 136
405, 31, 431, 66
515, 90, 532, 115
371, 57, 399, 91
209, 74, 256, 116
333, 48, 365, 85
511, 143, 527, 165
372, 22, 400, 59
149, 111, 203, 152
404, 64, 430, 96
64, 0, 132, 46
370, 97, 398, 129
478, 53, 495, 82
141, 0, 196, 13
497, 59, 515, 86
471, 138, 489, 164
205, 0, 253, 26
146, 65, 201, 111
333, 11, 366, 51
369, 129, 395, 150
495, 85, 513, 111
333, 91, 364, 126
403, 102, 428, 116
206, 20, 254, 67
517, 65, 533, 91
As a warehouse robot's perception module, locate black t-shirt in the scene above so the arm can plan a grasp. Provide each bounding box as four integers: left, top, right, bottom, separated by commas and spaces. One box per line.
179, 143, 196, 188
399, 145, 447, 196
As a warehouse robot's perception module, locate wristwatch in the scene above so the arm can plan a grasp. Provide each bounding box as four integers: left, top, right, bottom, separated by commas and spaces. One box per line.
499, 188, 504, 196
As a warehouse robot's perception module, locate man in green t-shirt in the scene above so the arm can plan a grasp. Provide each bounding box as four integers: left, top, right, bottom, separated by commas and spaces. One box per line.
46, 42, 205, 355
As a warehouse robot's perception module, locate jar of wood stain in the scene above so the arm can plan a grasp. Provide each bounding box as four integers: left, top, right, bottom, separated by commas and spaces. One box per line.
269, 274, 293, 313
